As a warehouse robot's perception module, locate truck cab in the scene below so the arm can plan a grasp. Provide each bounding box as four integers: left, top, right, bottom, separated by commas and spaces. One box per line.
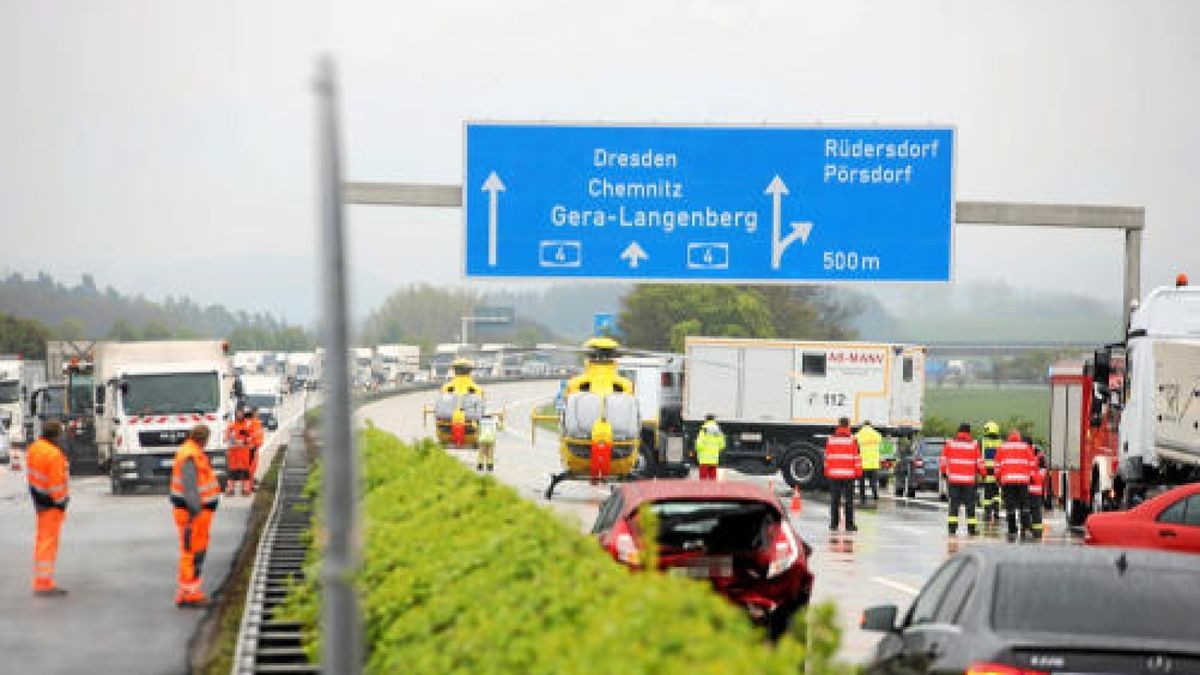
1119, 284, 1200, 500
0, 358, 26, 449
105, 359, 234, 493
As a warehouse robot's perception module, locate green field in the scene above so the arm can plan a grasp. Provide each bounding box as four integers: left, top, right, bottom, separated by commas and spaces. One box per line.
924, 385, 1050, 441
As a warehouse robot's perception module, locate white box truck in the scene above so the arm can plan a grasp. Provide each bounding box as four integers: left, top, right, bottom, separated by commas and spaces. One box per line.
373, 344, 420, 385
286, 352, 316, 392
0, 356, 25, 448
1115, 284, 1200, 498
93, 340, 237, 494
682, 337, 925, 489
239, 373, 284, 431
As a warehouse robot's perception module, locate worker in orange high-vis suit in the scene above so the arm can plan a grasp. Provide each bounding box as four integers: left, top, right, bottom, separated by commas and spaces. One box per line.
170, 425, 221, 608
940, 422, 985, 536
995, 430, 1037, 538
27, 419, 70, 596
225, 408, 255, 496
824, 417, 862, 532
247, 407, 265, 492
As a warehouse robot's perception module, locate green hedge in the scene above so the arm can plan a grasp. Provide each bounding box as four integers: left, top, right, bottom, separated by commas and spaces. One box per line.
279, 427, 849, 674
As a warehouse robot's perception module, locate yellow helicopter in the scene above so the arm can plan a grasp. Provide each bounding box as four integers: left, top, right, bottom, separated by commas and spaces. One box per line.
423, 357, 489, 448
532, 337, 658, 499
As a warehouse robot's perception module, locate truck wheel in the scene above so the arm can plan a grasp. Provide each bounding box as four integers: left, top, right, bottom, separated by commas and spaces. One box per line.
1066, 499, 1088, 528
633, 430, 659, 478
780, 444, 822, 491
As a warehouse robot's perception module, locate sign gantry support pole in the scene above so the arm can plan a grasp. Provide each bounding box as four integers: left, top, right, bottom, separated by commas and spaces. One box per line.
314, 57, 362, 675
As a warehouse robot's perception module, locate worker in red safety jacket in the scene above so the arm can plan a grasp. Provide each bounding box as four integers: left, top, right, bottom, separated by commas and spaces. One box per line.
940, 423, 986, 536
995, 430, 1037, 538
1026, 447, 1047, 540
824, 417, 862, 532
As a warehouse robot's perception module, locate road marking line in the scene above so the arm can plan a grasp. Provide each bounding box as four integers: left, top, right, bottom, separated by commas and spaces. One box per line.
886, 524, 926, 536
871, 576, 919, 596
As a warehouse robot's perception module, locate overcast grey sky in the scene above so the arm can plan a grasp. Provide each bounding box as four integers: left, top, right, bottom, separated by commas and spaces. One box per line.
2, 0, 1197, 324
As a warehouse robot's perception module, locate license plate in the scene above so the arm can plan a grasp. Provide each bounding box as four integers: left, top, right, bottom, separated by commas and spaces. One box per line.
160, 459, 174, 468
667, 557, 733, 578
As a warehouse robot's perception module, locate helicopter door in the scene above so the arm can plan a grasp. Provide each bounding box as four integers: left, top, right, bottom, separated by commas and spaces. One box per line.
605, 394, 640, 441
434, 393, 460, 420
565, 392, 602, 439
461, 393, 484, 421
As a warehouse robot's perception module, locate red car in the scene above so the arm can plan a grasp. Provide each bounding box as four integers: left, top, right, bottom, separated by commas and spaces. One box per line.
1084, 482, 1200, 554
592, 479, 813, 637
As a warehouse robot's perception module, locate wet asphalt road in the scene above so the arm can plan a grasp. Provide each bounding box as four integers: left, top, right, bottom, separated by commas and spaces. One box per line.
0, 393, 308, 675
361, 381, 1082, 665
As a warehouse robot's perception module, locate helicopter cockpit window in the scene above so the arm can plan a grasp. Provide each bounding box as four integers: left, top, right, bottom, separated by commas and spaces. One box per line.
802, 353, 827, 377
434, 393, 459, 419
461, 394, 484, 421
565, 392, 602, 438
606, 394, 640, 441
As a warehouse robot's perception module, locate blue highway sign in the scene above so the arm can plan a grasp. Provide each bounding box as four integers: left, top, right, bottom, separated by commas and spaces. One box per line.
464, 123, 954, 281
593, 312, 616, 336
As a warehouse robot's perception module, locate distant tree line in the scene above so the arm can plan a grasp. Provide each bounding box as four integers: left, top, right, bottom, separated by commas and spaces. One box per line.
360, 283, 561, 352
0, 272, 313, 350
617, 285, 859, 352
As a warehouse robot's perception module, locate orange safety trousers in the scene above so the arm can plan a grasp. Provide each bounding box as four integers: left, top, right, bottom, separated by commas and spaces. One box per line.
33, 508, 66, 591
173, 508, 213, 602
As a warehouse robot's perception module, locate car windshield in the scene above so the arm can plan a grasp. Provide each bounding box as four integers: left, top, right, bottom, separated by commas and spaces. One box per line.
122, 372, 219, 415
920, 441, 944, 456
244, 394, 278, 408
0, 380, 19, 404
992, 563, 1200, 641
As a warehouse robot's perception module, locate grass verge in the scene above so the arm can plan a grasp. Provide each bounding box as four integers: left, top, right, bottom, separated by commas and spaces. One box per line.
277, 427, 854, 674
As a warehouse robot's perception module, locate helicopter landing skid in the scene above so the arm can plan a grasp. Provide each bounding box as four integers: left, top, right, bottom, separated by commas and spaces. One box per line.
544, 471, 632, 501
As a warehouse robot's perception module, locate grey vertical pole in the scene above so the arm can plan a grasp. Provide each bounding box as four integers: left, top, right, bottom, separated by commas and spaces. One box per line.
1124, 227, 1142, 333
314, 56, 361, 674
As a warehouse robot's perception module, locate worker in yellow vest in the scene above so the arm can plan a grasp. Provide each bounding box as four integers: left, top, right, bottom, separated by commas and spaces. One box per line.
694, 414, 726, 481
855, 420, 883, 505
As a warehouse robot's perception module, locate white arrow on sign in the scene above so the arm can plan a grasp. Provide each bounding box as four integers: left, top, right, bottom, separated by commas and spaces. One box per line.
765, 175, 814, 269
482, 171, 505, 266
620, 241, 648, 269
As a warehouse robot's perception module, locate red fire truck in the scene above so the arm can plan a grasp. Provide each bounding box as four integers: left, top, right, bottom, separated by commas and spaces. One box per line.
1047, 349, 1125, 528
1048, 277, 1200, 527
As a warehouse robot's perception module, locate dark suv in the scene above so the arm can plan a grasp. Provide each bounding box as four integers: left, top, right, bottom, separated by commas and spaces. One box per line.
893, 437, 945, 499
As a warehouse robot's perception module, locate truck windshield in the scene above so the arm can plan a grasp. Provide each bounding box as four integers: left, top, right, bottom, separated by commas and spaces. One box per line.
68, 374, 94, 415
244, 394, 279, 408
0, 380, 19, 404
122, 372, 219, 415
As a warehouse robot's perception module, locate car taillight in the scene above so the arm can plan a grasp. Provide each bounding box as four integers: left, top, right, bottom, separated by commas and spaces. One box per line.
610, 519, 640, 566
914, 458, 924, 468
767, 521, 800, 578
965, 663, 1047, 675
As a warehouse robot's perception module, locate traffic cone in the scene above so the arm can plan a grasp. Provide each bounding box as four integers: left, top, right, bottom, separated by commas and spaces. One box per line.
790, 487, 803, 514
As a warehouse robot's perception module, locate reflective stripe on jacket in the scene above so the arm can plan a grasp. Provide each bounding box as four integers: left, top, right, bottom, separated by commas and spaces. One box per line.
170, 439, 220, 511
695, 421, 725, 465
940, 434, 984, 486
980, 436, 1001, 469
823, 429, 862, 480
27, 438, 69, 510
1028, 467, 1046, 496
856, 426, 883, 470
996, 441, 1036, 485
